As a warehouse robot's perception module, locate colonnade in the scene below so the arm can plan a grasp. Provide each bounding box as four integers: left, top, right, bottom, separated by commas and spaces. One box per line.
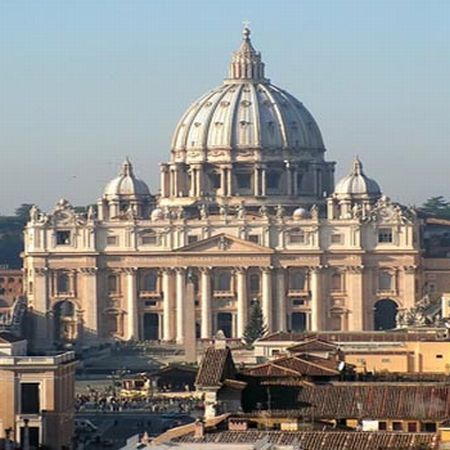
122, 265, 326, 344
160, 162, 326, 199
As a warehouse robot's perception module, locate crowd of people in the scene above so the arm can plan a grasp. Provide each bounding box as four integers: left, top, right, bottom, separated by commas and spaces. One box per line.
75, 386, 202, 414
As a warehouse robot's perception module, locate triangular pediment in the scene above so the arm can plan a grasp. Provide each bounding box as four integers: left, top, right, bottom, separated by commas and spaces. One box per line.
177, 233, 274, 254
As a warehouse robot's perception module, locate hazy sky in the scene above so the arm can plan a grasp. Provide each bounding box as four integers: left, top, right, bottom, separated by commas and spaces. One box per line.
1, 0, 449, 214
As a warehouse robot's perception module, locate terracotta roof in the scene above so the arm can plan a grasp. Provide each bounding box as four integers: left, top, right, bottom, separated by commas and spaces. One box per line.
173, 430, 438, 449
258, 330, 448, 343
288, 338, 338, 354
242, 354, 340, 378
195, 346, 236, 387
152, 413, 230, 445
296, 383, 450, 420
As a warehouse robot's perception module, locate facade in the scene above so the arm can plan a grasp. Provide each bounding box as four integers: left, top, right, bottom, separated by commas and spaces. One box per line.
0, 268, 23, 307
0, 333, 76, 449
255, 331, 450, 374
22, 27, 448, 349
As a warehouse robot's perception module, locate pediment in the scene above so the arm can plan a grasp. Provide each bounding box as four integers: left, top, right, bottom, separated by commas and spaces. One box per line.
177, 233, 274, 254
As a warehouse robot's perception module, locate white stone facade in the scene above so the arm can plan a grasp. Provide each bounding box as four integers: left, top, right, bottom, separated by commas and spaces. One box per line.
22, 27, 423, 348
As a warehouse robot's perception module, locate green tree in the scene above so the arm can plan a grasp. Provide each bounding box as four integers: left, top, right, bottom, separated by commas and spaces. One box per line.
0, 204, 33, 268
243, 301, 268, 345
419, 196, 450, 220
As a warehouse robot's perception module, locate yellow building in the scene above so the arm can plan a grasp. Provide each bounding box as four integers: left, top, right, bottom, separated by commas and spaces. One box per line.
256, 330, 450, 374
0, 333, 76, 449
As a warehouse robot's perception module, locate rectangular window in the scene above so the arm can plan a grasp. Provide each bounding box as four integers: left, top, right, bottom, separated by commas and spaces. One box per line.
378, 228, 393, 243
378, 421, 387, 431
236, 173, 252, 189
107, 235, 118, 246
379, 271, 393, 291
407, 422, 418, 432
56, 230, 71, 245
142, 235, 157, 245
56, 272, 70, 294
248, 235, 259, 244
21, 383, 40, 414
107, 275, 119, 294
331, 233, 343, 244
289, 231, 305, 244
292, 299, 305, 306
436, 354, 443, 359
331, 273, 343, 291
145, 300, 157, 307
392, 421, 403, 431
210, 173, 221, 189
187, 235, 198, 244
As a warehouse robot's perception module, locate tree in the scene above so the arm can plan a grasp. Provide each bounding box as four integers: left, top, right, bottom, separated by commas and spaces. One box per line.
419, 196, 450, 220
0, 204, 33, 268
243, 301, 268, 345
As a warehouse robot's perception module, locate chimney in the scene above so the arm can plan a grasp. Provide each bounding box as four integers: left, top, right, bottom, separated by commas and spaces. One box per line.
194, 418, 205, 439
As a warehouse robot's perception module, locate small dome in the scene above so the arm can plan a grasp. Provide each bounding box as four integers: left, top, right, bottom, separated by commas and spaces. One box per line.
151, 208, 164, 221
104, 158, 150, 199
293, 207, 309, 220
334, 158, 381, 198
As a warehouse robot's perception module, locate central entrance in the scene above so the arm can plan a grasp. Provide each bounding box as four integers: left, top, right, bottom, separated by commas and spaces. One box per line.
143, 313, 159, 340
291, 312, 307, 332
217, 312, 233, 338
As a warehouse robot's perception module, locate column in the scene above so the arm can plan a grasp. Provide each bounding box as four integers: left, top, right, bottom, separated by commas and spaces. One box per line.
220, 167, 227, 196
188, 168, 195, 197
160, 164, 169, 198
310, 266, 323, 331
126, 268, 138, 340
82, 267, 98, 339
403, 265, 417, 310
175, 268, 185, 344
261, 267, 273, 332
276, 268, 287, 331
200, 268, 212, 339
348, 266, 364, 331
261, 167, 267, 196
286, 162, 293, 195
33, 267, 49, 346
162, 269, 174, 341
236, 268, 247, 338
196, 166, 202, 196
226, 167, 232, 196
254, 166, 260, 196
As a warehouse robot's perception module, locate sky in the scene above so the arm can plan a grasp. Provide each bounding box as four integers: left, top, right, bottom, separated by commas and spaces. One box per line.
0, 0, 449, 214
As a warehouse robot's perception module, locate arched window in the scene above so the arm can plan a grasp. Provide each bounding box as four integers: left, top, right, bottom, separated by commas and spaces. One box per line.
214, 271, 232, 291
143, 271, 158, 292
379, 271, 393, 291
56, 272, 70, 294
289, 270, 306, 291
249, 274, 260, 293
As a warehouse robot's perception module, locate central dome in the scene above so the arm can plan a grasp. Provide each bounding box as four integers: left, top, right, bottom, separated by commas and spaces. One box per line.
171, 27, 325, 156
160, 27, 334, 209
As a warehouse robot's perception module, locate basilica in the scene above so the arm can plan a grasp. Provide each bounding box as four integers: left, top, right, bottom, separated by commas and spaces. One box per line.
23, 27, 444, 349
